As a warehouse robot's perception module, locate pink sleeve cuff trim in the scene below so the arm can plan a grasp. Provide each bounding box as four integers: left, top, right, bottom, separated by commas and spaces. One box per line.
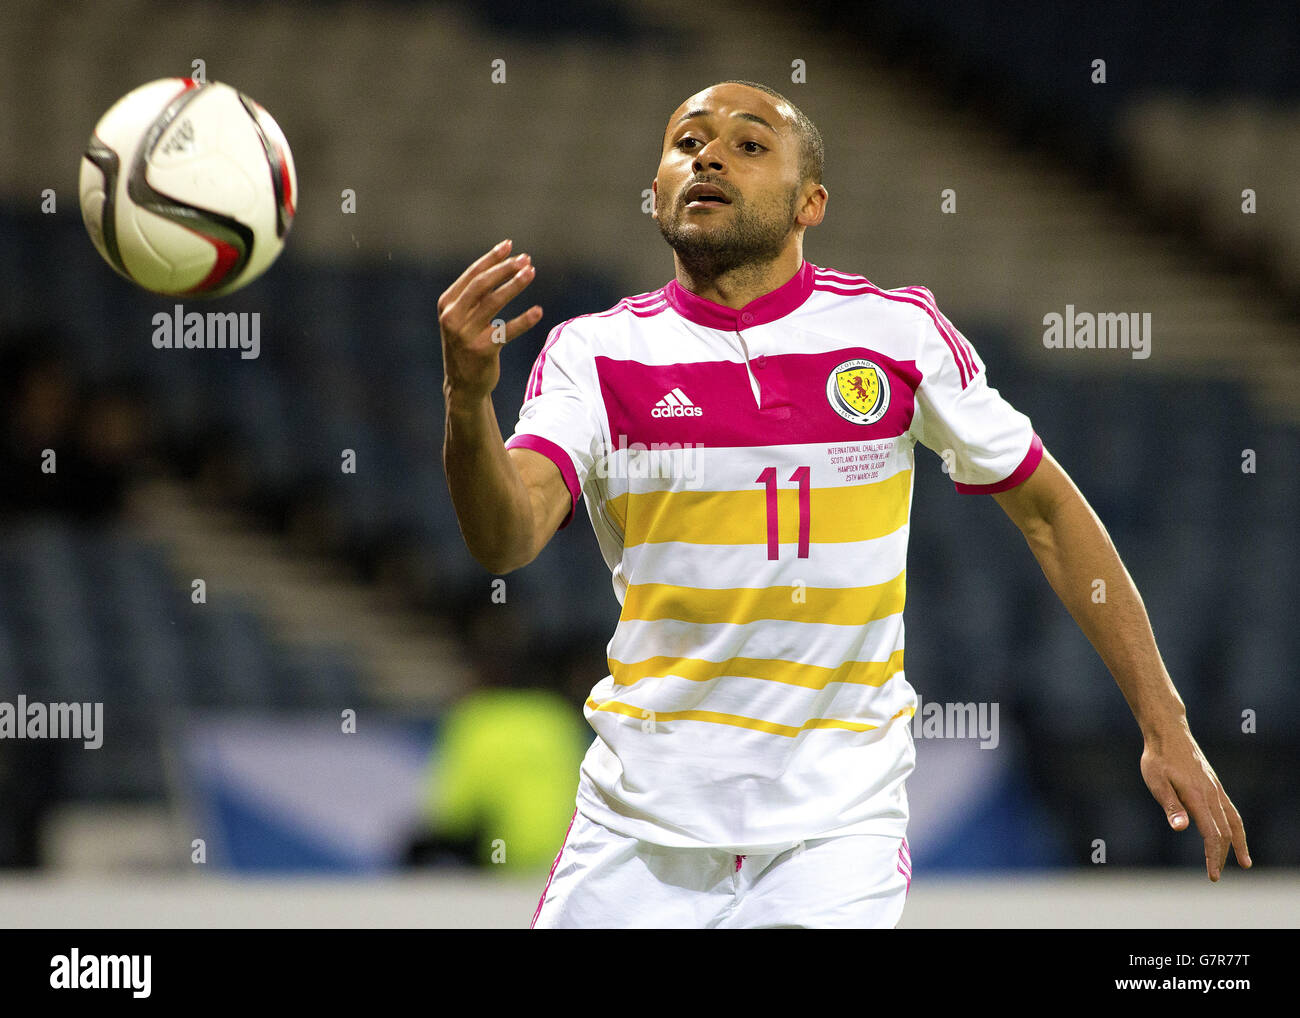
954, 432, 1044, 494
505, 433, 581, 528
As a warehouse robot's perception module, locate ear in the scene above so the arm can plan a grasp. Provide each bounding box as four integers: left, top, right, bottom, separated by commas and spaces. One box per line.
651, 178, 659, 221
797, 184, 828, 228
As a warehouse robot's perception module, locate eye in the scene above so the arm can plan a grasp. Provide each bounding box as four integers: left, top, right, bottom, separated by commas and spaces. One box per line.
677, 137, 700, 150
742, 141, 765, 153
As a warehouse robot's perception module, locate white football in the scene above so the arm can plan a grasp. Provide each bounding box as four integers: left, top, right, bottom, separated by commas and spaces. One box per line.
79, 78, 297, 297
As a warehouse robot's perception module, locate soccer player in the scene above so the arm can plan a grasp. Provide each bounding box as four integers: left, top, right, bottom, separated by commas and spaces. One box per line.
438, 80, 1251, 928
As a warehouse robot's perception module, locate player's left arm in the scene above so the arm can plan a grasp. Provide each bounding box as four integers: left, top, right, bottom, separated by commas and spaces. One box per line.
992, 448, 1251, 881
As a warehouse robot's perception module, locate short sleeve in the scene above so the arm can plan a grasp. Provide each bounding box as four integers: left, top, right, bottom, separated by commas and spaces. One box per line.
504, 320, 604, 528
908, 291, 1043, 493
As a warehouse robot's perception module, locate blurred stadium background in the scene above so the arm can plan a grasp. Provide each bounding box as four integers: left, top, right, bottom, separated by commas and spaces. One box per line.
0, 0, 1296, 927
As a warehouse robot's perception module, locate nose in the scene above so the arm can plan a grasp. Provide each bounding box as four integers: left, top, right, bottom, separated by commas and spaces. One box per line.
693, 139, 726, 173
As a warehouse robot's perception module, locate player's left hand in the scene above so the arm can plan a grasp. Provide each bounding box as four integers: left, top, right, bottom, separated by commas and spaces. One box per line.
1139, 721, 1251, 881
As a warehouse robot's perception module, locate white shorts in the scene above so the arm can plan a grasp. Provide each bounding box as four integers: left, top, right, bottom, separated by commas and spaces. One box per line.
531, 808, 912, 929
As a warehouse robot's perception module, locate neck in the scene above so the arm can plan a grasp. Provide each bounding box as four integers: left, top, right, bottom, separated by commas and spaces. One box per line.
673, 246, 803, 309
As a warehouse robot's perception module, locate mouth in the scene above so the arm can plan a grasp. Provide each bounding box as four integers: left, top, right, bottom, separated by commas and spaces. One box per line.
683, 181, 732, 210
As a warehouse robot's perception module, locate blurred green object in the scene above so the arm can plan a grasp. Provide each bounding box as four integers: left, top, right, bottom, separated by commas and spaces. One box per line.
424, 689, 589, 871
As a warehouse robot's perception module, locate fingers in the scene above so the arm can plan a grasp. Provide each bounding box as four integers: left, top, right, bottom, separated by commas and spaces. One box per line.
462, 255, 537, 340
1176, 783, 1229, 881
440, 245, 539, 347
1204, 795, 1233, 881
496, 304, 544, 346
1220, 788, 1253, 870
1150, 775, 1189, 832
1150, 774, 1221, 880
438, 238, 513, 314
1143, 741, 1251, 881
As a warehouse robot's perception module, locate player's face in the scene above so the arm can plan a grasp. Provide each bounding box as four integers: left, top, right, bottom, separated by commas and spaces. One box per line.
653, 84, 805, 274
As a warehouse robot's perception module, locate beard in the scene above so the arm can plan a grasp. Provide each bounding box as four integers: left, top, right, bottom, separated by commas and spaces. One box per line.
657, 183, 801, 278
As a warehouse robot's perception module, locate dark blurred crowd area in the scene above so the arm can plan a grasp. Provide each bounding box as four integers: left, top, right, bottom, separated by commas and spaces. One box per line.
0, 328, 152, 524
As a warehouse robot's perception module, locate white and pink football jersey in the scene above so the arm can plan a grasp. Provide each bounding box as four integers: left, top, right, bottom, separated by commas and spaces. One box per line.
505, 260, 1041, 853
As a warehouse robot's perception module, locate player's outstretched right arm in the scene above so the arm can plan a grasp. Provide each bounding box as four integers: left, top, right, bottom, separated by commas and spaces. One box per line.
438, 239, 570, 574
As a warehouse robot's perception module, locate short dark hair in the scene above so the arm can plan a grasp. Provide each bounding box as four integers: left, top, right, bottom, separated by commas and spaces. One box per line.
716, 79, 824, 187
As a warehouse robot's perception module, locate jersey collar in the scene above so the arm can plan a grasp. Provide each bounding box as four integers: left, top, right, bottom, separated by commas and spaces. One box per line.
664, 259, 815, 331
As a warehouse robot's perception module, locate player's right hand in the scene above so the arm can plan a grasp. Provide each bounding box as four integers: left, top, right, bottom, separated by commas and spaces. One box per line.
437, 239, 543, 405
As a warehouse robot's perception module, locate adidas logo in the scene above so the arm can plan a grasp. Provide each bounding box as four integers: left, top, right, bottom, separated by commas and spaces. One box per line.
651, 387, 703, 418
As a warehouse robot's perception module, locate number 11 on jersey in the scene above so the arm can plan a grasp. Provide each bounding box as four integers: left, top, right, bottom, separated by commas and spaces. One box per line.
756, 466, 811, 560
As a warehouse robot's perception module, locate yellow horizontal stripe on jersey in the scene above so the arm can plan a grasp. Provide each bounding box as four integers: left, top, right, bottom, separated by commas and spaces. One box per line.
620, 570, 906, 626
585, 698, 916, 738
606, 468, 911, 548
610, 647, 906, 692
